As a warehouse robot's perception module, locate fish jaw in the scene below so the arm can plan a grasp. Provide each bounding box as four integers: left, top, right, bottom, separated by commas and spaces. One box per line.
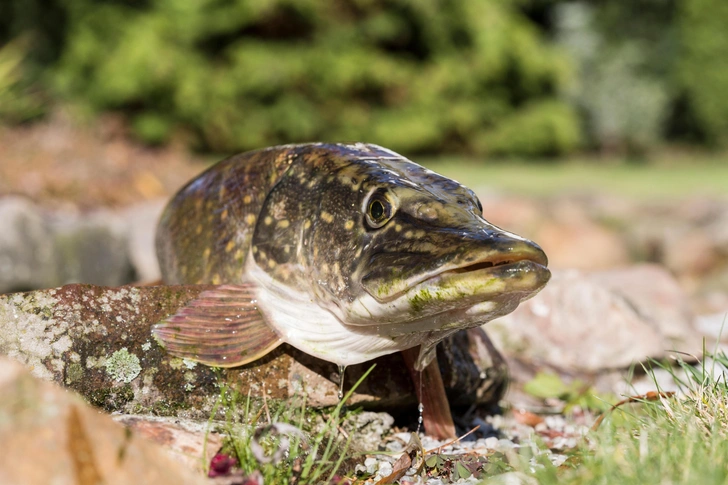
344, 258, 549, 333
346, 222, 550, 328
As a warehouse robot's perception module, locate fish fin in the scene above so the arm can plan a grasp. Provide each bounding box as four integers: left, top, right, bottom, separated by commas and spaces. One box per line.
153, 284, 282, 367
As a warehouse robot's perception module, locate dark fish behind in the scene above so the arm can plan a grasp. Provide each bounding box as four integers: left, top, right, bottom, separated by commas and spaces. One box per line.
153, 143, 550, 371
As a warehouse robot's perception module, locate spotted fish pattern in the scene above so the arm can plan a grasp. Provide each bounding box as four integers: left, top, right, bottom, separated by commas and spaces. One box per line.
154, 143, 550, 370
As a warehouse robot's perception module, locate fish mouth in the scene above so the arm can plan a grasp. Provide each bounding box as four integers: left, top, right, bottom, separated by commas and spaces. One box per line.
375, 246, 550, 304
416, 252, 550, 300
345, 251, 550, 329
445, 250, 548, 275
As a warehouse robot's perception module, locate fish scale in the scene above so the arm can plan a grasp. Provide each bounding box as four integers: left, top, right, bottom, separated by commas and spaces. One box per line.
153, 143, 550, 373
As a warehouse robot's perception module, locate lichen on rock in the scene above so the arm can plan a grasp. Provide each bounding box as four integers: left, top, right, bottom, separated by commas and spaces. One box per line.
0, 290, 65, 380
104, 347, 142, 383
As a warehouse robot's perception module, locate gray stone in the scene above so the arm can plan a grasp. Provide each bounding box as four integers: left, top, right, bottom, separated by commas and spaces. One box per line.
342, 411, 395, 452
487, 265, 701, 374
0, 196, 56, 293
113, 414, 223, 473
51, 209, 135, 287
591, 264, 697, 347
0, 357, 207, 485
124, 199, 166, 282
0, 196, 138, 292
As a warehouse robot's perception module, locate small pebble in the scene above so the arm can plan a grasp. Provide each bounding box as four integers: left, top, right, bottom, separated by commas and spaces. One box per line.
484, 436, 499, 449
386, 440, 404, 452
377, 462, 393, 477
544, 415, 565, 430
495, 439, 517, 452
364, 457, 378, 475
551, 454, 568, 467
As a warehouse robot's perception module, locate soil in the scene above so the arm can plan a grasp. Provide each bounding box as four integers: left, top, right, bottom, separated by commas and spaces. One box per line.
0, 112, 204, 209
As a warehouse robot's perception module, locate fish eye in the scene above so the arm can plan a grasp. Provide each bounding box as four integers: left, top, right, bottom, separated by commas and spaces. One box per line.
365, 196, 393, 229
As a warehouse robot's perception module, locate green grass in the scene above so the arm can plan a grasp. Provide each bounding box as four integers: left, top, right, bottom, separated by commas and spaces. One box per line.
210, 366, 375, 484
202, 336, 728, 484
423, 154, 728, 199
529, 343, 728, 485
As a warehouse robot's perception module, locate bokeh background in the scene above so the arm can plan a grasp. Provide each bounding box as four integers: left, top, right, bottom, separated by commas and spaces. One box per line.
2, 0, 727, 155
0, 0, 727, 317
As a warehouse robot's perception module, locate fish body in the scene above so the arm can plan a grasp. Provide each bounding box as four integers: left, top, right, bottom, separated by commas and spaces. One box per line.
154, 143, 549, 370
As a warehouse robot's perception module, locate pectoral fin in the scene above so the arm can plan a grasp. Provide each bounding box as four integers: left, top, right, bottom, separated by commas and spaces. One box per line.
153, 284, 282, 367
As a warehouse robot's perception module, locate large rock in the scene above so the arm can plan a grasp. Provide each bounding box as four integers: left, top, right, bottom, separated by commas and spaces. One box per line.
0, 284, 505, 418
113, 415, 222, 473
0, 196, 164, 293
481, 195, 631, 271
0, 357, 207, 485
487, 265, 702, 374
51, 209, 135, 287
533, 200, 630, 270
0, 197, 56, 292
124, 199, 166, 282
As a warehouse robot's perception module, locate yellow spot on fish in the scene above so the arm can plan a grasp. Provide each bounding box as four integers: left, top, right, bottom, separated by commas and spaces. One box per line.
314, 246, 319, 257
277, 219, 290, 229
212, 274, 221, 284
404, 231, 413, 238
344, 220, 354, 230
284, 246, 291, 254
243, 195, 252, 204
321, 212, 334, 223
221, 209, 229, 221
395, 224, 402, 232
234, 249, 244, 260
252, 246, 258, 254
246, 213, 256, 225
268, 259, 277, 269
322, 263, 329, 273
195, 225, 203, 235
203, 248, 211, 260
264, 216, 273, 226
304, 219, 311, 229
225, 240, 236, 253
416, 230, 426, 238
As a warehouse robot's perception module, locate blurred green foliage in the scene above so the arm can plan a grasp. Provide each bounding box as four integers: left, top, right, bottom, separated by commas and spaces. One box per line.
0, 38, 44, 122
0, 0, 726, 156
677, 0, 728, 146
555, 2, 673, 155
50, 0, 577, 155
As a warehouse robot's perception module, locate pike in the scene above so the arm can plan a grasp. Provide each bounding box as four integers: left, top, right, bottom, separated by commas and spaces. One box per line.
153, 143, 550, 439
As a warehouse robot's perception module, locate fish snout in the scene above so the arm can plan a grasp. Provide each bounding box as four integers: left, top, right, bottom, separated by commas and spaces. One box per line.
463, 223, 548, 268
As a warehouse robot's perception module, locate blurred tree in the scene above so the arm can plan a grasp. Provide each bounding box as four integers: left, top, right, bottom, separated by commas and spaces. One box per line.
554, 1, 674, 156
2, 0, 725, 157
0, 38, 45, 122
33, 0, 579, 156
675, 0, 728, 146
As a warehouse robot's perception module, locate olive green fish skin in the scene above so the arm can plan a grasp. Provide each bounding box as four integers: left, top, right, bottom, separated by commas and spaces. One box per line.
156, 145, 295, 285
156, 143, 550, 367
